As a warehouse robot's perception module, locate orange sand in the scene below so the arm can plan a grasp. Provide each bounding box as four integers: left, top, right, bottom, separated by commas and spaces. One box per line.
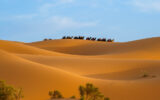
0, 37, 160, 100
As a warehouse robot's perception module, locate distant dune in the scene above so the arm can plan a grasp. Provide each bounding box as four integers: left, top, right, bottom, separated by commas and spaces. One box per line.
0, 37, 160, 100
28, 37, 160, 58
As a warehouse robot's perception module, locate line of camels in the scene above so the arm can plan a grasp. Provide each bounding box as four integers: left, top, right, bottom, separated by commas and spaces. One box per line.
62, 36, 114, 42
43, 36, 114, 42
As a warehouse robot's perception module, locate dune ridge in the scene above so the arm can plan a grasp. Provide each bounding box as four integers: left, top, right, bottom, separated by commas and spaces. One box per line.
0, 40, 72, 56
28, 37, 160, 59
0, 37, 160, 100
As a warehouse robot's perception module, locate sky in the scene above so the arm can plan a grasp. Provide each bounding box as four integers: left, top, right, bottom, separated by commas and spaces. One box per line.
0, 0, 160, 42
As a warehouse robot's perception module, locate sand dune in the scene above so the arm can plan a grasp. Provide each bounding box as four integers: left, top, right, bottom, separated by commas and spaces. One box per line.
0, 37, 160, 100
0, 40, 68, 56
17, 54, 160, 77
28, 37, 160, 59
0, 50, 89, 100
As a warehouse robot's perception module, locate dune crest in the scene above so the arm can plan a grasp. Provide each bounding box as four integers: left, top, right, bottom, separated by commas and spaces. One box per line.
0, 40, 69, 56
27, 37, 160, 59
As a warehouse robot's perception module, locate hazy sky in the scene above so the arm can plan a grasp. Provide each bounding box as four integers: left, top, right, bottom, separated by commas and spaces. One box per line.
0, 0, 160, 42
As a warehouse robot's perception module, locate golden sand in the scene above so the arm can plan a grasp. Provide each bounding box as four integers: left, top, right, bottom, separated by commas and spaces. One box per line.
0, 37, 160, 100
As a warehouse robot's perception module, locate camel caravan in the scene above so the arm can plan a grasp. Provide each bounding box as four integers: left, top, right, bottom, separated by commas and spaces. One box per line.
62, 36, 114, 42
43, 36, 114, 42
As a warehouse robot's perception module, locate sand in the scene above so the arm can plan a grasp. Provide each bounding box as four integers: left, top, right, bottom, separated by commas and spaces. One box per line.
0, 37, 160, 100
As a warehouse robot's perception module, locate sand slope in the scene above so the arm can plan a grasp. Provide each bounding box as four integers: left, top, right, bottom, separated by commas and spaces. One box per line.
0, 50, 89, 100
17, 54, 160, 78
0, 37, 160, 100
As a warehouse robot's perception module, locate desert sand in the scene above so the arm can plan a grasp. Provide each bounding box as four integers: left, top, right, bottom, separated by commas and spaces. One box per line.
0, 37, 160, 100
